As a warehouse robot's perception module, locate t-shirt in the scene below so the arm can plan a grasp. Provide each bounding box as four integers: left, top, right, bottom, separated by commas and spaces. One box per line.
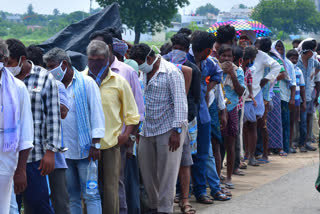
295, 66, 305, 102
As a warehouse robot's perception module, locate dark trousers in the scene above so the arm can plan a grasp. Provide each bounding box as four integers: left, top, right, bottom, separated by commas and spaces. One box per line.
234, 110, 241, 170
23, 161, 54, 214
49, 168, 71, 214
124, 155, 141, 214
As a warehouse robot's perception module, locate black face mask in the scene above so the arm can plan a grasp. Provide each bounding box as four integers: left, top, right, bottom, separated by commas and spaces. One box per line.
88, 59, 109, 86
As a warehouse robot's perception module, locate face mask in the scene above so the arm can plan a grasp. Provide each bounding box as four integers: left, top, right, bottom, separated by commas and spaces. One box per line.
50, 62, 67, 81
88, 59, 109, 86
7, 57, 22, 76
171, 49, 187, 64
139, 55, 160, 74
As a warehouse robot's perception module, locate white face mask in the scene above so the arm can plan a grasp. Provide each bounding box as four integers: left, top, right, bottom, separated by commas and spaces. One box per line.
50, 62, 67, 81
139, 55, 160, 74
7, 57, 22, 76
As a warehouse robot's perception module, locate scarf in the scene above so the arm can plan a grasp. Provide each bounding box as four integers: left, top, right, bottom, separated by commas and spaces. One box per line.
73, 68, 91, 156
2, 67, 20, 152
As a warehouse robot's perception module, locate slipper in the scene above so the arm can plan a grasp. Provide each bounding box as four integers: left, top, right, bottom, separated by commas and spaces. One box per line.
233, 170, 245, 176
179, 201, 196, 214
221, 187, 232, 197
279, 151, 288, 156
225, 182, 235, 189
239, 162, 247, 169
196, 194, 213, 204
212, 192, 231, 201
174, 194, 180, 203
257, 158, 270, 164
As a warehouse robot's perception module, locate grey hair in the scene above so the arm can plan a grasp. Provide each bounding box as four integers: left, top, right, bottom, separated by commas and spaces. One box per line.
0, 39, 9, 57
87, 40, 109, 58
43, 47, 72, 65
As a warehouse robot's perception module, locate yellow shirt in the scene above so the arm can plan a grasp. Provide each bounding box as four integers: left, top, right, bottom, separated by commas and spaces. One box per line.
84, 69, 140, 149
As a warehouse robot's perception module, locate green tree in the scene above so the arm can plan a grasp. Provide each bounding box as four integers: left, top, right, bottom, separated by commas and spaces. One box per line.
251, 0, 320, 34
188, 21, 199, 31
53, 8, 60, 16
96, 0, 189, 44
239, 4, 247, 9
196, 3, 220, 16
27, 4, 35, 15
172, 13, 182, 23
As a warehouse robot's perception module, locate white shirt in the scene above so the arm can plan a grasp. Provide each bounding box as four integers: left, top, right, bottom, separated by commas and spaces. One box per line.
62, 71, 105, 160
253, 50, 282, 97
0, 69, 34, 176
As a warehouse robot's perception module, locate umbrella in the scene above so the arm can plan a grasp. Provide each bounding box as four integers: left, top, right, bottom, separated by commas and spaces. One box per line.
208, 20, 271, 38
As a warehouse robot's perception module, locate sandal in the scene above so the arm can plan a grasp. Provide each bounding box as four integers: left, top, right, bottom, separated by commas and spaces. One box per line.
225, 182, 235, 189
239, 162, 247, 169
279, 151, 288, 157
179, 201, 196, 214
233, 169, 245, 176
213, 192, 231, 201
174, 194, 180, 203
248, 158, 260, 167
221, 187, 232, 197
196, 194, 214, 204
257, 158, 270, 164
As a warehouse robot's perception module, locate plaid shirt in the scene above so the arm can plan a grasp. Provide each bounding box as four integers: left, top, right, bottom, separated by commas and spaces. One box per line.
142, 58, 188, 137
23, 64, 61, 163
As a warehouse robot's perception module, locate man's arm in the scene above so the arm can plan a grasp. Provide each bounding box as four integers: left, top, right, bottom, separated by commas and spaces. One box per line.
289, 86, 296, 110
229, 68, 245, 96
40, 72, 61, 175
181, 66, 192, 94
301, 86, 307, 112
263, 55, 281, 84
14, 148, 31, 194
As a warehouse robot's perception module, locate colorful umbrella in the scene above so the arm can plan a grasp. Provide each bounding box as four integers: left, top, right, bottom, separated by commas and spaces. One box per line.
208, 20, 271, 38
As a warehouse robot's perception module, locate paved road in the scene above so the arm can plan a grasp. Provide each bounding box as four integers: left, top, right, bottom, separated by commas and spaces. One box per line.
200, 163, 320, 214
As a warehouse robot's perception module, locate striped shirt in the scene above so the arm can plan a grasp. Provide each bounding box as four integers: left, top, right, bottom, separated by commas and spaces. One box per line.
142, 58, 188, 137
294, 66, 305, 102
23, 63, 61, 163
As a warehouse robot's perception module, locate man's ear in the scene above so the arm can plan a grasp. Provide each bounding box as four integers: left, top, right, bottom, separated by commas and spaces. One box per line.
21, 55, 27, 63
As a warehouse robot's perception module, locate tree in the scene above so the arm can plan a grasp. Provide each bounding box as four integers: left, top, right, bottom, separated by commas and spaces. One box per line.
251, 0, 320, 34
172, 13, 182, 23
196, 3, 220, 16
239, 4, 247, 9
188, 21, 199, 31
96, 0, 189, 44
53, 8, 60, 16
27, 4, 35, 15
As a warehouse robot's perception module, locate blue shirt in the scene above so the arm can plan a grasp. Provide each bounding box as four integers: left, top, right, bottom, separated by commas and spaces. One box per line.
223, 67, 245, 112
187, 53, 222, 124
295, 66, 305, 102
262, 67, 271, 101
296, 57, 320, 102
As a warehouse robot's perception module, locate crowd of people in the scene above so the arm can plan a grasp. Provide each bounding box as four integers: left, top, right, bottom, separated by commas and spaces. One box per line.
0, 24, 320, 214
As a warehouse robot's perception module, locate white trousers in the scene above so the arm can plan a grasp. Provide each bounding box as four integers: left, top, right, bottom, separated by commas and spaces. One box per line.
0, 175, 13, 214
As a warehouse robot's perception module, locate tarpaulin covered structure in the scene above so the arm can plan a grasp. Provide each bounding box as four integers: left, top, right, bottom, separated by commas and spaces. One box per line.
39, 3, 121, 70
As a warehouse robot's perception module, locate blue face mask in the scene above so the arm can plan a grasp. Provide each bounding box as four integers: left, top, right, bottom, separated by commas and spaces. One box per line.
88, 59, 109, 86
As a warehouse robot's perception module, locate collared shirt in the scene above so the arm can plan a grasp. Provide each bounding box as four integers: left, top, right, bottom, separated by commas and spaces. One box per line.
279, 59, 296, 102
142, 58, 188, 137
253, 50, 281, 97
62, 70, 105, 159
187, 53, 222, 124
85, 70, 140, 149
23, 63, 61, 163
110, 57, 145, 122
297, 56, 320, 102
0, 69, 34, 175
223, 67, 245, 112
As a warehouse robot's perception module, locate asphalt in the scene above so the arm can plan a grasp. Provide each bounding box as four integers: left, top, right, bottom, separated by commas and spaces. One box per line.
199, 163, 320, 214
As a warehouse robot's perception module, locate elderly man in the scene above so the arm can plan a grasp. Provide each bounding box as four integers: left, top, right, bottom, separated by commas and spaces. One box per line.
0, 39, 33, 214
43, 48, 105, 214
84, 40, 140, 214
6, 39, 61, 214
130, 43, 188, 214
89, 31, 145, 214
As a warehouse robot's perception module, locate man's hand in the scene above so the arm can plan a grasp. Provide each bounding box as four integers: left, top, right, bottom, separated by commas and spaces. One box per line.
301, 101, 307, 112
169, 130, 181, 152
39, 150, 55, 176
220, 109, 228, 130
88, 147, 101, 161
220, 62, 233, 74
126, 145, 134, 158
289, 98, 295, 111
118, 134, 129, 146
13, 168, 27, 194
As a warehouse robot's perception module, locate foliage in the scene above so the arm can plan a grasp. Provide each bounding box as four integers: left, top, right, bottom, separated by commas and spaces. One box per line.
96, 0, 189, 44
276, 31, 290, 41
251, 0, 320, 34
196, 3, 220, 16
27, 4, 35, 15
188, 21, 199, 32
172, 13, 182, 23
239, 4, 247, 9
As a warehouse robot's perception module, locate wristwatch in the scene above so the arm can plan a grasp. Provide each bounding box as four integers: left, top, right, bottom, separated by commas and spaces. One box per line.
129, 134, 136, 142
174, 127, 182, 134
91, 143, 101, 149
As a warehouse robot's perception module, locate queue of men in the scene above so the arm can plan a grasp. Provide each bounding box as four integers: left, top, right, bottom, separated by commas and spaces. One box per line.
1, 25, 319, 214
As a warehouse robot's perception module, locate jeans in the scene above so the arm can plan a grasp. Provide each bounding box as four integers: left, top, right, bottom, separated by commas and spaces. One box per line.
66, 159, 102, 214
206, 142, 221, 196
124, 156, 141, 214
23, 161, 54, 214
192, 122, 211, 199
299, 110, 307, 147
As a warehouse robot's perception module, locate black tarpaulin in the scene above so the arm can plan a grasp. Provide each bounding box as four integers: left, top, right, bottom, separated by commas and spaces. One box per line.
39, 3, 121, 70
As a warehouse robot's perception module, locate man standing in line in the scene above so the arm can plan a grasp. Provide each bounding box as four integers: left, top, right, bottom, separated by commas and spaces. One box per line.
6, 38, 61, 214
43, 48, 105, 214
0, 39, 34, 214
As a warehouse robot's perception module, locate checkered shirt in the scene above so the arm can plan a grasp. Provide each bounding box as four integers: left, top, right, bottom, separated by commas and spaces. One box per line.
23, 64, 61, 163
141, 58, 188, 137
